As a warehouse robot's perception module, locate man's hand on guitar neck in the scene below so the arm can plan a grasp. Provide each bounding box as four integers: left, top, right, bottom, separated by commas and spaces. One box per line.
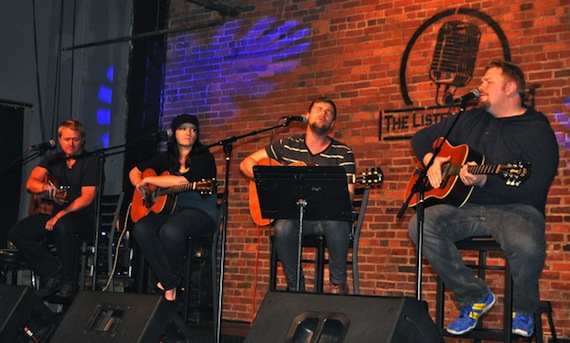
424, 153, 487, 189
460, 162, 487, 188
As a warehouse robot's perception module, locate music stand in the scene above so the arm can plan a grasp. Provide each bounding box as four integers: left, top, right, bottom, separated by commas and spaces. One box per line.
253, 165, 352, 291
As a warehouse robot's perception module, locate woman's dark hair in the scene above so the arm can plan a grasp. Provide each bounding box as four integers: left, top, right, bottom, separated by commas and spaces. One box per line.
166, 127, 207, 171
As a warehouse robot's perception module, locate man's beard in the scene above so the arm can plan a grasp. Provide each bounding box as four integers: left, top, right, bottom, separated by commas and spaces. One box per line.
310, 123, 330, 135
479, 100, 490, 111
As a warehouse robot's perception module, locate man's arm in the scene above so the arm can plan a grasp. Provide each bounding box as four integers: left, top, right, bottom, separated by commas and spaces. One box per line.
239, 148, 270, 179
55, 186, 97, 217
26, 166, 53, 194
45, 185, 97, 231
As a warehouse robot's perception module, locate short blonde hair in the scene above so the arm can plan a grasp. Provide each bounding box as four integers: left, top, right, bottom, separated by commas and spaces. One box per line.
58, 119, 85, 138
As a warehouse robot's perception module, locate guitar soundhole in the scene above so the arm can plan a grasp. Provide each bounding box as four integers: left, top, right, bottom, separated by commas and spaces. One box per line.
440, 163, 452, 189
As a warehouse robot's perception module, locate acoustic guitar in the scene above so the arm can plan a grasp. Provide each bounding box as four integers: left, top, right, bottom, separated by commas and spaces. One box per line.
28, 176, 69, 215
404, 137, 531, 208
249, 158, 383, 226
130, 169, 217, 223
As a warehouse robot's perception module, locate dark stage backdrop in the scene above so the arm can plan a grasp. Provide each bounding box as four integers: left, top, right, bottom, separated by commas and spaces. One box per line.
0, 102, 24, 248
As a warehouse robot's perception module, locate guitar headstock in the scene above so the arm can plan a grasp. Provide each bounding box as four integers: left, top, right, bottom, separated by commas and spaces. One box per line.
355, 167, 383, 187
500, 162, 531, 187
195, 178, 218, 194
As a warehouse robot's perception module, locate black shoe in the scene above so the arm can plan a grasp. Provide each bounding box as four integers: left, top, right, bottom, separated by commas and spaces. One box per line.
37, 271, 62, 298
285, 282, 307, 292
56, 283, 73, 298
329, 282, 349, 295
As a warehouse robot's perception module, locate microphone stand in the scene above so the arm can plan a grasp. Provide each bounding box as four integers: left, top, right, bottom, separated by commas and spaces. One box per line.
82, 136, 159, 290
207, 118, 297, 343
0, 147, 52, 179
68, 132, 167, 291
397, 100, 470, 302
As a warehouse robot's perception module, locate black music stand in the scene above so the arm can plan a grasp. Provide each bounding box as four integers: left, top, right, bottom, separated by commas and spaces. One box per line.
253, 165, 352, 291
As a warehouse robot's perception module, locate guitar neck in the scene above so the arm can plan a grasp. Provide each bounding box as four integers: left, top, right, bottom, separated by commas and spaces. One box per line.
155, 182, 199, 197
467, 164, 504, 175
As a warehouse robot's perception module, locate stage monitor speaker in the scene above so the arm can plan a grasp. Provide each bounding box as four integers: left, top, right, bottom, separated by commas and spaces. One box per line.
0, 285, 59, 342
245, 291, 443, 343
50, 290, 192, 343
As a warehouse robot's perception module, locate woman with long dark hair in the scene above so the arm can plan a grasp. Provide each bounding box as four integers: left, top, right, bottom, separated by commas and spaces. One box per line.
129, 114, 217, 301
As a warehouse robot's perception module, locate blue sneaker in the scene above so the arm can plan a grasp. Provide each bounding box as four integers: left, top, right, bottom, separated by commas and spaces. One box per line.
512, 312, 534, 337
447, 291, 496, 335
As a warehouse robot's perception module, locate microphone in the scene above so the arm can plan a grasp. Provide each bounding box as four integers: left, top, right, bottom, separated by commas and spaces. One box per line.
28, 139, 56, 151
153, 129, 173, 140
282, 115, 307, 124
453, 89, 480, 103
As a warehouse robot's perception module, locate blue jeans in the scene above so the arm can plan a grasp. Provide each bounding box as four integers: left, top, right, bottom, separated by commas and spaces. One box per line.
408, 203, 545, 314
274, 219, 351, 290
132, 207, 215, 291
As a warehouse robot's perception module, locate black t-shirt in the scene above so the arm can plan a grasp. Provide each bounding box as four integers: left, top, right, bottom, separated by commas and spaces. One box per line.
38, 150, 99, 215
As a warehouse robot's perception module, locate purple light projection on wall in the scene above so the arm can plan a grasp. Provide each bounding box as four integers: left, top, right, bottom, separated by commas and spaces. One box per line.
96, 65, 114, 147
166, 17, 310, 118
554, 96, 570, 154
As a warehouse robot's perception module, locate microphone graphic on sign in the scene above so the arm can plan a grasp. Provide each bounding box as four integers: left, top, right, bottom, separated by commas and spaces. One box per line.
429, 21, 481, 105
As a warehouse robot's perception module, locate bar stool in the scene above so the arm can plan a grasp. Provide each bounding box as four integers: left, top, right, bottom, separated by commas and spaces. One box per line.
269, 187, 371, 294
435, 236, 557, 343
0, 248, 36, 287
182, 231, 219, 324
182, 192, 224, 339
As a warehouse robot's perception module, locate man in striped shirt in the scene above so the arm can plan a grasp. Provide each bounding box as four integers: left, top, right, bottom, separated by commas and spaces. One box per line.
240, 96, 356, 294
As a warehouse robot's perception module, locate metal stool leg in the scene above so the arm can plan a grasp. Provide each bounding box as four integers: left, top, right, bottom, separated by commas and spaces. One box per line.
533, 301, 557, 343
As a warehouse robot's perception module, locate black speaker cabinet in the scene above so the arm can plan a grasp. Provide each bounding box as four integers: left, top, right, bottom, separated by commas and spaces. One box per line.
0, 285, 59, 342
50, 291, 192, 342
246, 292, 443, 343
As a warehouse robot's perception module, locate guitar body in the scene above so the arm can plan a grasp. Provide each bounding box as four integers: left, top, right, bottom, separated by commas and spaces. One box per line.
405, 138, 483, 208
248, 158, 383, 226
29, 191, 55, 216
130, 169, 216, 223
249, 158, 307, 226
130, 169, 177, 223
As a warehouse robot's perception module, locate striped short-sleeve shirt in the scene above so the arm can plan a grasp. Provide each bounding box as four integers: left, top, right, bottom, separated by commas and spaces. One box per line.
265, 134, 356, 175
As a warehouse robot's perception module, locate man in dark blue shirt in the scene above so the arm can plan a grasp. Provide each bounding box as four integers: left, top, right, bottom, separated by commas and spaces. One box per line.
408, 61, 558, 337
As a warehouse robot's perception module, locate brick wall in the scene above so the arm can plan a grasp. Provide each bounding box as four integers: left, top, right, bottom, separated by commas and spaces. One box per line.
163, 0, 570, 339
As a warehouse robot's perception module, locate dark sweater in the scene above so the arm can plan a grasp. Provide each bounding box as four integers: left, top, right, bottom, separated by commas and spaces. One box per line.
411, 107, 559, 214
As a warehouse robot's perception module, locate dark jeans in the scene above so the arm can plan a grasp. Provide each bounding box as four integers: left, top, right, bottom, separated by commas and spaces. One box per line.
408, 203, 545, 314
132, 208, 215, 291
274, 219, 351, 290
8, 212, 94, 283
